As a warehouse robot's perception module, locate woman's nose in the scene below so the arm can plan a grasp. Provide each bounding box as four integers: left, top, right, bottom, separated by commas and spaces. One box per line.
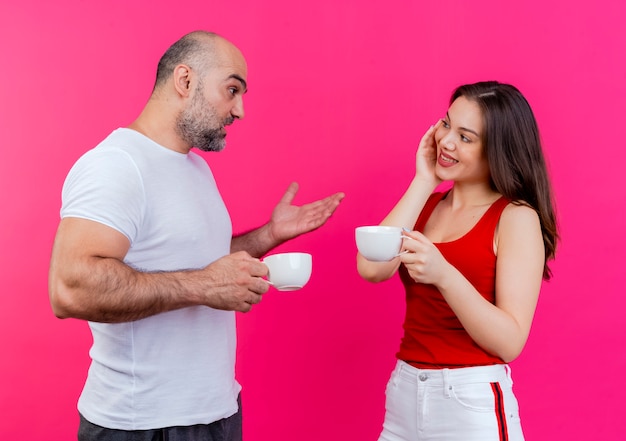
440, 133, 455, 151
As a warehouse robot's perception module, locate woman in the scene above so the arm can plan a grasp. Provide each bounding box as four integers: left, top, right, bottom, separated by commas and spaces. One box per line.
357, 81, 557, 441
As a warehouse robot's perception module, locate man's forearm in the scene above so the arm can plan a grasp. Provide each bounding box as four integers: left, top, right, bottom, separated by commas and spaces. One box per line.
231, 223, 280, 258
50, 256, 204, 323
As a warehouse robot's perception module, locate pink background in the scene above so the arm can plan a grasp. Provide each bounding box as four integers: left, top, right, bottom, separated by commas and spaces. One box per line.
1, 0, 625, 439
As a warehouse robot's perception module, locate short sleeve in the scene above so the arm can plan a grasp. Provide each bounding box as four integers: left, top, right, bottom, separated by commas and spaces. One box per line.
61, 147, 145, 244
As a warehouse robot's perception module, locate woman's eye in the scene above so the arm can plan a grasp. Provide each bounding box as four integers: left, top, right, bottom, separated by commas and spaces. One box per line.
442, 121, 450, 128
461, 135, 471, 143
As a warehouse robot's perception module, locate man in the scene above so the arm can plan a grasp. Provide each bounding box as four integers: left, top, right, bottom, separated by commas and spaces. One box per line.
48, 30, 344, 441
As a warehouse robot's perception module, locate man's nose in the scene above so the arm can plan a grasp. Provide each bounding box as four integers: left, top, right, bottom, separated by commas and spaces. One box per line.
231, 97, 245, 120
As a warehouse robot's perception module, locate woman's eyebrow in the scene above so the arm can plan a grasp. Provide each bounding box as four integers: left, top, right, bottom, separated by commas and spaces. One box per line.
446, 112, 480, 137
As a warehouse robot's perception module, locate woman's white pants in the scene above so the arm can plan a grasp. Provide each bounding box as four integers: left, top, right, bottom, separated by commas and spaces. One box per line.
378, 360, 525, 441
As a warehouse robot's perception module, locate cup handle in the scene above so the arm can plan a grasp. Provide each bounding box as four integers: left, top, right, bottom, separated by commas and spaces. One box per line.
260, 259, 273, 286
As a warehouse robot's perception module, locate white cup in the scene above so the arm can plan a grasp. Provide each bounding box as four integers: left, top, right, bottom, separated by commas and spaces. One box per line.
355, 226, 403, 262
263, 252, 312, 291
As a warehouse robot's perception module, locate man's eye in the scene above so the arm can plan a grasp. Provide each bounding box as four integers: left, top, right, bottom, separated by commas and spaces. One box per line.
228, 87, 238, 95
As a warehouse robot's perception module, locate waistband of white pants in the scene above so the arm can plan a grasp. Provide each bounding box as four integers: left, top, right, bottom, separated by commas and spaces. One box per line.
395, 359, 512, 385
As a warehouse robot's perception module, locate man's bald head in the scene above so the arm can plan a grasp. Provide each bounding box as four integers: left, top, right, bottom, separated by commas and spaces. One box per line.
153, 31, 225, 91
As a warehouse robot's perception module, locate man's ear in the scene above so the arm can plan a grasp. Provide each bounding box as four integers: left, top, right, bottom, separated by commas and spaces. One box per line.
173, 64, 192, 98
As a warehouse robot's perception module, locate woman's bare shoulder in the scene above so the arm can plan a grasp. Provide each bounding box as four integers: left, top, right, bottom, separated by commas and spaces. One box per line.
499, 202, 541, 237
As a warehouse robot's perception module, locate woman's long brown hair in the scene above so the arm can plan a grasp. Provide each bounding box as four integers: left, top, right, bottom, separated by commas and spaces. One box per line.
452, 81, 558, 280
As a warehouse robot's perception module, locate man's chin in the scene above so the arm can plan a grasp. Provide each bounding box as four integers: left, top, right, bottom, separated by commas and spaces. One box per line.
195, 141, 226, 153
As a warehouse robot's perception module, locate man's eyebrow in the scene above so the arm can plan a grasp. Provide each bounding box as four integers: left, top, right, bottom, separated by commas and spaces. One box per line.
229, 74, 248, 93
446, 112, 480, 137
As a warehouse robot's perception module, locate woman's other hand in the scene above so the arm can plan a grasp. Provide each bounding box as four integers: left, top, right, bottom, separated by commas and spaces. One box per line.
399, 229, 449, 286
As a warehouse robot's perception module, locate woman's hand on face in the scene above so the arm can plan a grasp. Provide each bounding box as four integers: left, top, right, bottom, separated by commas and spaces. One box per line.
399, 229, 449, 286
415, 120, 443, 186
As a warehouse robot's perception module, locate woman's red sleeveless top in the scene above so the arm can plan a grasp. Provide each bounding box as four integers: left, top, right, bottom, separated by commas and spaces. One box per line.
397, 191, 510, 368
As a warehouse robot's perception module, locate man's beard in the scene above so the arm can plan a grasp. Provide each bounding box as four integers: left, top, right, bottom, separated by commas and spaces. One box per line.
184, 124, 227, 153
176, 88, 233, 153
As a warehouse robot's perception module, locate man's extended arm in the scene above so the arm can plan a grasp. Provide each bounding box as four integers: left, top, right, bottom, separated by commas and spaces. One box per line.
231, 182, 344, 257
